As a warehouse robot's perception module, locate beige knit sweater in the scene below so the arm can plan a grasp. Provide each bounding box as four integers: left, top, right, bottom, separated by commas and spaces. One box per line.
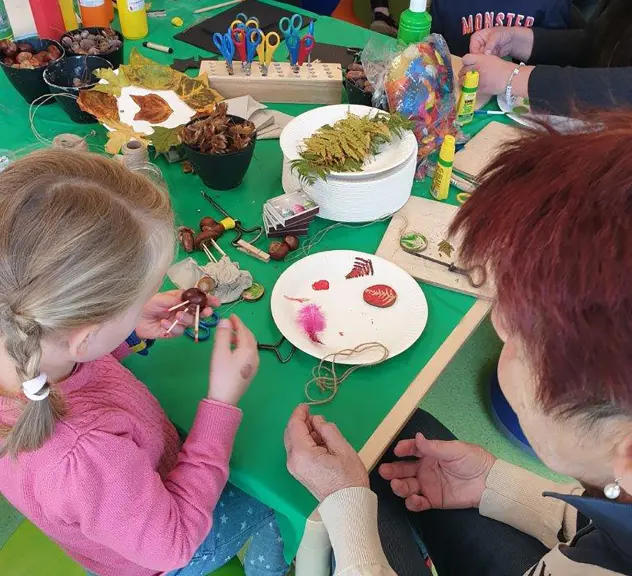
318, 460, 622, 576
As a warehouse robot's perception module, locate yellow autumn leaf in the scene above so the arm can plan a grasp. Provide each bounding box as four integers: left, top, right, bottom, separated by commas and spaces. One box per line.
105, 121, 151, 155
175, 74, 223, 113
151, 126, 183, 154
91, 67, 130, 97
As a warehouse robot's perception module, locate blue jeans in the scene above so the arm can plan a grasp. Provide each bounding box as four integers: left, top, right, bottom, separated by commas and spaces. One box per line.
88, 484, 288, 576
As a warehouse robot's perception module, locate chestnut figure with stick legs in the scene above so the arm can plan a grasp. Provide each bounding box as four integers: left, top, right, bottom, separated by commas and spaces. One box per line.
0, 150, 288, 576
284, 112, 632, 576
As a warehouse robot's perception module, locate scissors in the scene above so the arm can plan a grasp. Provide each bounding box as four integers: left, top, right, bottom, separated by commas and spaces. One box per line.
230, 13, 259, 30
184, 311, 219, 342
255, 30, 280, 75
286, 33, 314, 70
231, 27, 261, 74
257, 335, 296, 364
201, 191, 263, 247
279, 13, 303, 39
213, 31, 235, 74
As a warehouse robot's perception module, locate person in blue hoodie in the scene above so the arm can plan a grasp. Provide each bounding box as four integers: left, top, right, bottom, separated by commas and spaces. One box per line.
370, 1, 573, 55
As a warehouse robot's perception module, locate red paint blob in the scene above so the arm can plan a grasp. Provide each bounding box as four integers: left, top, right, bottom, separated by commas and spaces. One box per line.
312, 280, 330, 291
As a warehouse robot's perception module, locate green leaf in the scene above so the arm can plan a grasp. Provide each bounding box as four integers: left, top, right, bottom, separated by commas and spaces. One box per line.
92, 67, 130, 97
151, 126, 183, 154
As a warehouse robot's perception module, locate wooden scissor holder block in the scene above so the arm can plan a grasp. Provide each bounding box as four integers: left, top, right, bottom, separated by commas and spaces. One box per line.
200, 60, 343, 104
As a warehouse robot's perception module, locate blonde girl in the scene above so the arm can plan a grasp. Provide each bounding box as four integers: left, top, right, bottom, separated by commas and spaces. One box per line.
0, 150, 288, 576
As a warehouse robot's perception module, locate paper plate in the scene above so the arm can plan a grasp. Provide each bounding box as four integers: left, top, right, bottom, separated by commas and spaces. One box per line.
496, 94, 584, 133
271, 250, 428, 364
279, 104, 418, 179
281, 147, 416, 222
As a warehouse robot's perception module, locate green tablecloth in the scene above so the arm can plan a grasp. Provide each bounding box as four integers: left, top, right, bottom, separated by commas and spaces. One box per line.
1, 0, 493, 562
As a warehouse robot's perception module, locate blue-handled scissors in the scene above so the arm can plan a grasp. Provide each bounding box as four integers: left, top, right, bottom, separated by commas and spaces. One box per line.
213, 31, 235, 74
185, 311, 219, 342
279, 13, 303, 39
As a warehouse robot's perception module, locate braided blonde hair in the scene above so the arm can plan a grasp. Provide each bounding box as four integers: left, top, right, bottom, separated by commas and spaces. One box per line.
0, 150, 175, 457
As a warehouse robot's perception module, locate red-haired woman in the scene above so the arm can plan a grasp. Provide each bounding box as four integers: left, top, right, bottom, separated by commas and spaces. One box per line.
284, 112, 632, 576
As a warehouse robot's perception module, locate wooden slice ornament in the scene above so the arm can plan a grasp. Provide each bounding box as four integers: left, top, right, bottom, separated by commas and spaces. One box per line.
399, 232, 427, 253
242, 282, 265, 302
363, 284, 398, 308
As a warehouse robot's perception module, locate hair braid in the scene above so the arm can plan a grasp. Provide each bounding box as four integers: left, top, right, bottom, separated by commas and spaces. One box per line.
0, 311, 64, 457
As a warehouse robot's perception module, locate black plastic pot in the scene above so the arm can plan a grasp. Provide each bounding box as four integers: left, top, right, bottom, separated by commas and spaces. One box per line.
0, 37, 64, 104
44, 55, 113, 123
344, 78, 374, 107
60, 27, 124, 69
183, 115, 257, 191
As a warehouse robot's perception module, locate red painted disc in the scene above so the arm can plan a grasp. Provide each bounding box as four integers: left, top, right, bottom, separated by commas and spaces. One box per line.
363, 284, 397, 308
312, 280, 330, 291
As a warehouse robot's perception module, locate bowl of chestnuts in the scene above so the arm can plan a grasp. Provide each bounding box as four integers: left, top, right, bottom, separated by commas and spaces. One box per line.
60, 27, 124, 69
0, 37, 64, 104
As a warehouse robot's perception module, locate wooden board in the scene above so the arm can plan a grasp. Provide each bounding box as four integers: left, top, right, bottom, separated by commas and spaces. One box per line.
451, 55, 492, 111
376, 196, 494, 299
454, 121, 524, 178
200, 60, 342, 104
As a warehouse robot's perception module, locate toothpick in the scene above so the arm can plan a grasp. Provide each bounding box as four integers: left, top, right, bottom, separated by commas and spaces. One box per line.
166, 307, 189, 334
168, 300, 189, 312
194, 305, 200, 343
210, 238, 226, 257
202, 242, 218, 263
193, 0, 244, 15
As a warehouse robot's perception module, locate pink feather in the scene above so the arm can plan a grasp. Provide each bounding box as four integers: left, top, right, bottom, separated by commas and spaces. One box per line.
296, 303, 326, 344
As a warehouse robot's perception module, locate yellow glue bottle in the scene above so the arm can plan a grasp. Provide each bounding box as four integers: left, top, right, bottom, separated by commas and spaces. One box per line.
118, 0, 148, 40
456, 71, 479, 125
431, 135, 456, 201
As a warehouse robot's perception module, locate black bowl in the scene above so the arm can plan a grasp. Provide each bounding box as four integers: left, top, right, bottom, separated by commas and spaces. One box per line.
0, 37, 64, 104
344, 78, 374, 107
183, 114, 257, 191
60, 27, 124, 68
44, 55, 113, 123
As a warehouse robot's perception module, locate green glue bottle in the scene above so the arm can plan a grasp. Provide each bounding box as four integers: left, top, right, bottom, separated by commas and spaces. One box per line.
397, 0, 432, 46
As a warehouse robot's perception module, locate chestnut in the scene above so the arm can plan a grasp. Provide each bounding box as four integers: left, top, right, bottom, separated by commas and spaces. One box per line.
283, 236, 299, 251
178, 226, 195, 253
182, 287, 208, 308
16, 42, 35, 54
269, 241, 290, 261
199, 216, 217, 231
196, 276, 217, 294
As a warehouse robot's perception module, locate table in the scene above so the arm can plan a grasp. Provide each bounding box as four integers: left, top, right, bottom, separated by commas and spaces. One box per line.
0, 0, 493, 571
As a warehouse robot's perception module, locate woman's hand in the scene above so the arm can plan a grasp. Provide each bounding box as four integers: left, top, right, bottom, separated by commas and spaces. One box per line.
470, 27, 534, 62
208, 315, 259, 406
136, 290, 219, 340
285, 405, 369, 502
378, 433, 496, 512
460, 54, 520, 96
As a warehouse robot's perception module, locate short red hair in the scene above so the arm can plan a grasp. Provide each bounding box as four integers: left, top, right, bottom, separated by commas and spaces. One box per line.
450, 113, 632, 417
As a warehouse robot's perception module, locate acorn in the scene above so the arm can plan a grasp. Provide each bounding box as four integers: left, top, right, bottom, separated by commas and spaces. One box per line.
196, 276, 217, 294
269, 241, 290, 261
283, 236, 299, 251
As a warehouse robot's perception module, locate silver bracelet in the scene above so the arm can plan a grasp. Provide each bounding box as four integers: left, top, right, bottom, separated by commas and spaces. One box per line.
505, 62, 525, 108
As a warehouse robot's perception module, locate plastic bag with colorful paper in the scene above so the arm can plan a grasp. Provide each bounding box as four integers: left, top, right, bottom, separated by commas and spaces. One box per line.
364, 34, 460, 176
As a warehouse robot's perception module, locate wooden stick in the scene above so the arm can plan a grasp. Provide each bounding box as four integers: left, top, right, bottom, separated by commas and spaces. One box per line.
168, 300, 189, 312
193, 0, 244, 15
194, 305, 200, 343
236, 239, 270, 262
166, 307, 189, 334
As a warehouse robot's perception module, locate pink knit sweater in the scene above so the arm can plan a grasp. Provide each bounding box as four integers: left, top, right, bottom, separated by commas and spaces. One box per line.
0, 344, 242, 576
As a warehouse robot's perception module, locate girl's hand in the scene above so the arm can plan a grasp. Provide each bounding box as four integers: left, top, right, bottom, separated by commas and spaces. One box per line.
207, 315, 259, 406
136, 290, 219, 340
378, 433, 496, 512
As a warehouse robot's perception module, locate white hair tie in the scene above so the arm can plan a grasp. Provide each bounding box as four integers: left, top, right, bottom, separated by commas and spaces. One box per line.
22, 374, 50, 402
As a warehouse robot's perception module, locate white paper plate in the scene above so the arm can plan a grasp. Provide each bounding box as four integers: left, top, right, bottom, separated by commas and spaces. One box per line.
271, 250, 428, 364
496, 94, 584, 133
282, 147, 416, 223
280, 104, 418, 179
